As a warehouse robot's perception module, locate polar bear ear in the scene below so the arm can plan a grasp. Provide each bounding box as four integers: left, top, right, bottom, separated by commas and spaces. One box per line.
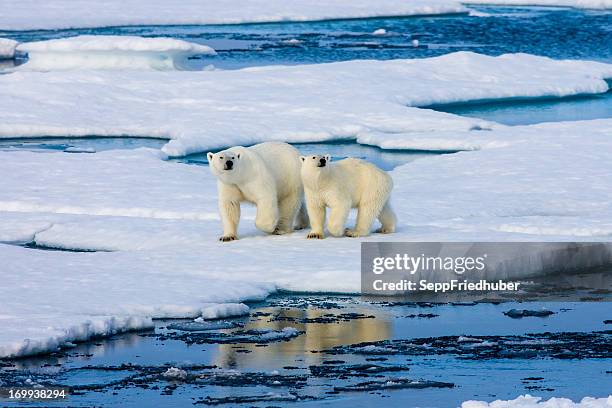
207, 152, 214, 161
300, 156, 306, 162
325, 154, 331, 162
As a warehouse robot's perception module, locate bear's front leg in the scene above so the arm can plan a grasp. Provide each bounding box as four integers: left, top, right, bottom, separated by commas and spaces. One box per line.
305, 194, 325, 239
219, 199, 240, 242
255, 198, 279, 234
327, 202, 351, 237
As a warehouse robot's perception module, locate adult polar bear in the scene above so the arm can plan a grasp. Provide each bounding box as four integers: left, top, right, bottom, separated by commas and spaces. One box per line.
300, 155, 396, 239
207, 142, 308, 241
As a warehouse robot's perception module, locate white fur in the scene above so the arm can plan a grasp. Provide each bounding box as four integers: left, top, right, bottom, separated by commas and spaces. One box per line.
300, 155, 396, 238
208, 142, 308, 241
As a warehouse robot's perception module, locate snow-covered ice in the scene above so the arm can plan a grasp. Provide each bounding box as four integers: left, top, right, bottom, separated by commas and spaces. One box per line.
1, 116, 612, 357
462, 395, 612, 407
0, 38, 18, 59
463, 0, 612, 9
16, 35, 215, 71
0, 0, 468, 31
1, 52, 611, 156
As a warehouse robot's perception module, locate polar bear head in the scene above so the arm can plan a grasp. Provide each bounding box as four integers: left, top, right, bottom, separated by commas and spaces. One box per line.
207, 148, 243, 183
300, 154, 331, 171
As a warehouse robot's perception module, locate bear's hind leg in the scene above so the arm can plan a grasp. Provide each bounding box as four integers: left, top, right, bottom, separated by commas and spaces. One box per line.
346, 200, 385, 237
294, 202, 309, 230
375, 201, 396, 234
274, 194, 301, 234
255, 198, 279, 234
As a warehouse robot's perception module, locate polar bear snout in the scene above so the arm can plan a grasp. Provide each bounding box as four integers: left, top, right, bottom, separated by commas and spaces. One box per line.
317, 157, 327, 167
224, 160, 234, 170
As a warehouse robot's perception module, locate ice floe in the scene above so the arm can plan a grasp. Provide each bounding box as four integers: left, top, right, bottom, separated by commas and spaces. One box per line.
462, 395, 612, 407
0, 38, 18, 59
1, 117, 612, 356
16, 35, 215, 71
463, 0, 612, 10
1, 52, 611, 156
0, 0, 468, 31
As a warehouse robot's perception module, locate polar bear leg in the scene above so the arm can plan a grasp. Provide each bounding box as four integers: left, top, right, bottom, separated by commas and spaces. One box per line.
219, 200, 241, 241
255, 198, 279, 234
305, 195, 326, 239
218, 183, 243, 241
274, 194, 300, 234
346, 199, 386, 237
295, 202, 309, 230
327, 202, 351, 237
376, 201, 397, 234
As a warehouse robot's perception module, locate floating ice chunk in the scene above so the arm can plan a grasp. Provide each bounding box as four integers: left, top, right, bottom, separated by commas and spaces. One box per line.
372, 28, 387, 36
462, 0, 612, 10
163, 367, 188, 380
167, 320, 242, 331
281, 38, 302, 45
462, 395, 612, 407
412, 39, 420, 47
504, 309, 555, 318
0, 38, 18, 59
256, 327, 301, 341
17, 35, 216, 71
198, 303, 250, 320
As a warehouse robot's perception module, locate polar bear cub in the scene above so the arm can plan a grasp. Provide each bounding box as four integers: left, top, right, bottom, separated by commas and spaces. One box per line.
208, 142, 308, 241
300, 155, 396, 239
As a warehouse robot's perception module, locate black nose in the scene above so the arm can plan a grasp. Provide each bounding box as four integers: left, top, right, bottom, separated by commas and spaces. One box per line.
318, 157, 326, 167
225, 160, 233, 170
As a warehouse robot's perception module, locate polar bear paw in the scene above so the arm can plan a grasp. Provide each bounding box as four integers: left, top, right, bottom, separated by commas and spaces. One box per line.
219, 235, 237, 242
307, 231, 324, 239
273, 226, 292, 235
375, 227, 394, 234
344, 228, 368, 238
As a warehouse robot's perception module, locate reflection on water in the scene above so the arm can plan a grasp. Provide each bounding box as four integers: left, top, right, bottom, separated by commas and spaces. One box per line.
1, 294, 611, 407
214, 304, 392, 369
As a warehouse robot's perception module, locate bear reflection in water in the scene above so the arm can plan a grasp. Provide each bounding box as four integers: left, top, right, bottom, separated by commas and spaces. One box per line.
213, 305, 391, 369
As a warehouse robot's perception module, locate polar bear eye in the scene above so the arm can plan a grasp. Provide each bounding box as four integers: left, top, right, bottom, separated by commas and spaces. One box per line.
219, 156, 223, 160
312, 156, 315, 159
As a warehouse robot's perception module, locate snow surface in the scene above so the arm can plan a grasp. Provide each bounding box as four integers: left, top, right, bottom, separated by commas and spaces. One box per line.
0, 38, 18, 59
463, 0, 612, 9
16, 35, 215, 71
1, 52, 611, 156
462, 395, 612, 407
0, 0, 468, 31
2, 117, 612, 357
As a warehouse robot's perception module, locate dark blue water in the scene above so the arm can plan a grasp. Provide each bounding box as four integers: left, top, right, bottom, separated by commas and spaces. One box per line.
2, 295, 611, 408
3, 7, 612, 69
0, 137, 441, 171
430, 88, 612, 125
